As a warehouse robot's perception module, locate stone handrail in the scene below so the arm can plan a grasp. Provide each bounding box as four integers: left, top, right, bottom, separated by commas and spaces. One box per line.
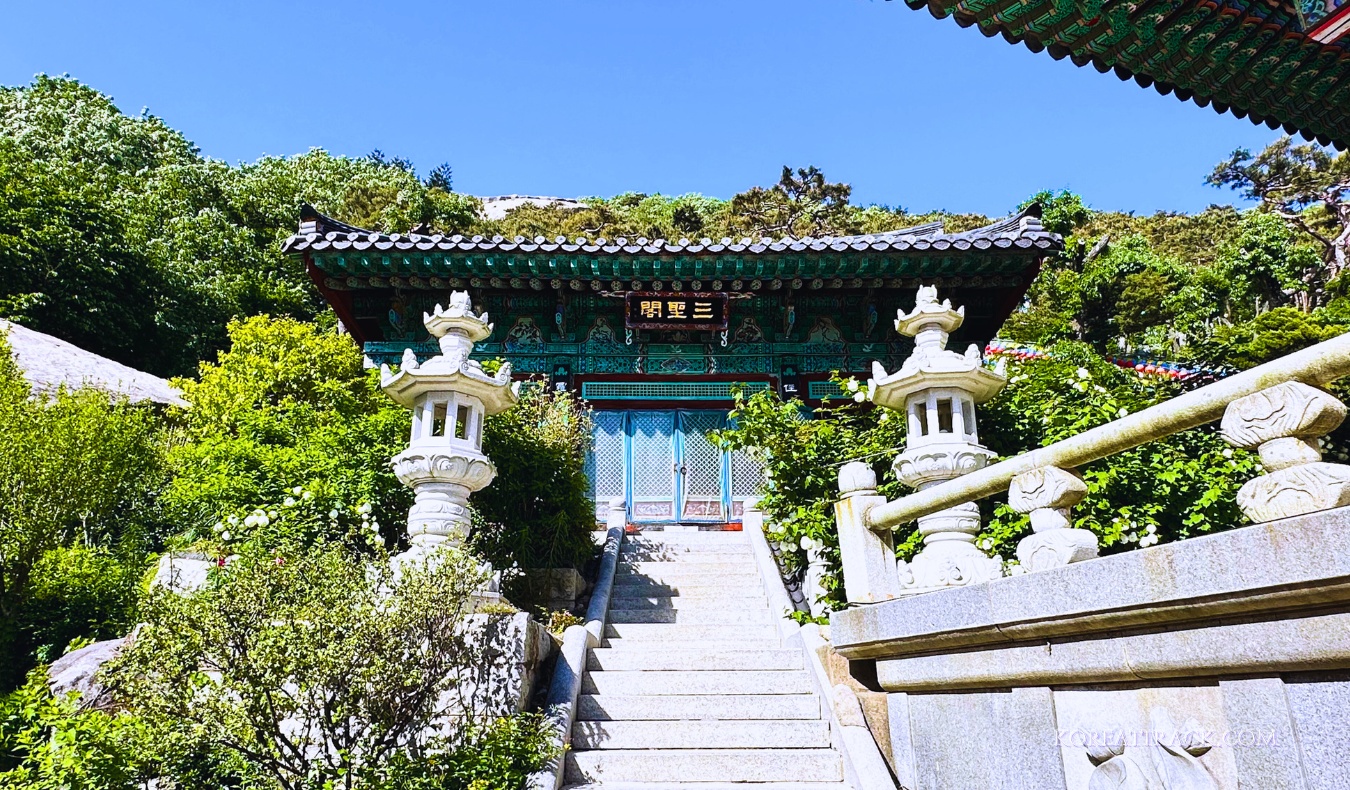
867, 331, 1350, 529
836, 330, 1350, 602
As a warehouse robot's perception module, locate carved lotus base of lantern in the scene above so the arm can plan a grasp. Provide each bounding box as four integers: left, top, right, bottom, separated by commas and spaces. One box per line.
898, 503, 1003, 591
1016, 527, 1099, 573
392, 447, 497, 491
892, 443, 997, 489
1236, 461, 1350, 523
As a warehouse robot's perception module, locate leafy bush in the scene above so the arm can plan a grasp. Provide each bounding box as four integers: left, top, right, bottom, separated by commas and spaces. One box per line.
471, 387, 596, 575
17, 545, 143, 666
0, 669, 152, 789
107, 538, 536, 789
163, 316, 411, 549
381, 713, 556, 790
0, 332, 166, 690
716, 376, 904, 611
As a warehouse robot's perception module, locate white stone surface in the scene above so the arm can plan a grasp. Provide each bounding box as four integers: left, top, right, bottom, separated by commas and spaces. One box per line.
150, 552, 214, 593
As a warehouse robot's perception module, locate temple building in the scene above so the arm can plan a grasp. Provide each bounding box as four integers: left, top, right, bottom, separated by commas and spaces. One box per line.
284, 205, 1061, 525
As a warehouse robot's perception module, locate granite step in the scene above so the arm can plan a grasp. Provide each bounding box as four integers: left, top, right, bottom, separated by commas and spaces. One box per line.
587, 648, 803, 671
564, 748, 843, 783
606, 607, 772, 624
603, 623, 779, 642
561, 777, 842, 783
619, 545, 754, 560
617, 560, 756, 574
612, 569, 762, 585
582, 670, 813, 696
577, 693, 822, 721
604, 593, 768, 610
571, 719, 830, 750
608, 579, 765, 597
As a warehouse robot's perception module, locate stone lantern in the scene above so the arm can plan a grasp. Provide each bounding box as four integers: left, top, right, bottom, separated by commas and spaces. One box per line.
869, 285, 1006, 591
380, 292, 519, 553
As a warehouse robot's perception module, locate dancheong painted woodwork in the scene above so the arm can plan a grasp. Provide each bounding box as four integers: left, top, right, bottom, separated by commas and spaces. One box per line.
285, 205, 1061, 523
885, 0, 1350, 148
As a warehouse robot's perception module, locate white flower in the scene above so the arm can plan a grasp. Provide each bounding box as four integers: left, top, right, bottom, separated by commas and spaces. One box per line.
1222, 448, 1233, 458
243, 515, 258, 528
852, 391, 866, 403
268, 510, 278, 519
213, 522, 224, 533
358, 503, 373, 515
284, 497, 296, 506
1117, 408, 1129, 418
371, 521, 380, 530
292, 486, 303, 495
878, 411, 889, 422
845, 379, 859, 392
302, 491, 313, 500
221, 531, 232, 542
799, 536, 813, 551
1076, 367, 1090, 379
1145, 524, 1157, 534
329, 510, 340, 519
227, 515, 240, 526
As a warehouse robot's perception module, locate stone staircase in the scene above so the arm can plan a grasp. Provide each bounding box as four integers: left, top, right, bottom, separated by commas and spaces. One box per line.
563, 529, 852, 789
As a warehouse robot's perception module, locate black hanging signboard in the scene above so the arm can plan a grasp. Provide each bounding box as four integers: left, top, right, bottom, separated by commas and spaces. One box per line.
624, 292, 729, 331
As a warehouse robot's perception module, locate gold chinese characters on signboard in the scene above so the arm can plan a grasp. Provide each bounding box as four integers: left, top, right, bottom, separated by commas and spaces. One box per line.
625, 292, 729, 331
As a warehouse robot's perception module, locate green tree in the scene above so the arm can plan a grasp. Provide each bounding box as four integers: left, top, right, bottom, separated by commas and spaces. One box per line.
1209, 137, 1350, 302
728, 166, 858, 237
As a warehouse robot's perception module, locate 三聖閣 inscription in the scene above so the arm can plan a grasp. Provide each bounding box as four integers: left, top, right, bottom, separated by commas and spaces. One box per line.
625, 292, 729, 331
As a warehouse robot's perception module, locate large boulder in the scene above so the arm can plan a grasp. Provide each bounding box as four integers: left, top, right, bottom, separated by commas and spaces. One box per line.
47, 637, 128, 711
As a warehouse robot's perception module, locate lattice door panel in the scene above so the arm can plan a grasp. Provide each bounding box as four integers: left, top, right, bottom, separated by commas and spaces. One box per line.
730, 447, 765, 518
587, 411, 627, 521
678, 411, 726, 521
629, 411, 677, 521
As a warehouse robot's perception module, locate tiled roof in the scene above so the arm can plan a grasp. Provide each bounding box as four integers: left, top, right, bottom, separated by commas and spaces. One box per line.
886, 0, 1350, 148
1, 320, 186, 406
282, 204, 1062, 258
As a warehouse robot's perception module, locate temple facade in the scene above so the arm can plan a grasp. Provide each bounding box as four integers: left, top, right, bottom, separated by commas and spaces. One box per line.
285, 205, 1061, 525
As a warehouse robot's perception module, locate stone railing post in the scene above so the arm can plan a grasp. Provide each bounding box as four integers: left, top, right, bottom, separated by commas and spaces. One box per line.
835, 462, 899, 603
1221, 381, 1350, 523
1010, 466, 1098, 572
605, 496, 628, 533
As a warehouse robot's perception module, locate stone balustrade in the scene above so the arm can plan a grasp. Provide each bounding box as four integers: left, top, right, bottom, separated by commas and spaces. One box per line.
836, 314, 1350, 604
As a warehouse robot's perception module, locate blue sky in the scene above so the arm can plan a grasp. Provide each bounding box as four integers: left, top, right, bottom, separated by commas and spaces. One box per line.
0, 0, 1281, 216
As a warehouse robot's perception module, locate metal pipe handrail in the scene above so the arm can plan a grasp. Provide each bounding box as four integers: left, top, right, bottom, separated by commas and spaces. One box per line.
865, 331, 1350, 530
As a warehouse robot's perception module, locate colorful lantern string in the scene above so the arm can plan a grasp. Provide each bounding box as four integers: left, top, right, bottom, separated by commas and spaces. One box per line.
983, 340, 1232, 384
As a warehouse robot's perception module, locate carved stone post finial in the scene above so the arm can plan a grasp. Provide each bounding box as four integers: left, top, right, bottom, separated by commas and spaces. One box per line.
834, 462, 899, 603
1009, 466, 1098, 572
1221, 381, 1350, 523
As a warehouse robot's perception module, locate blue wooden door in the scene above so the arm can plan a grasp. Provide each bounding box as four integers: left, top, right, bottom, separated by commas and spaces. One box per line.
585, 409, 764, 524
628, 411, 678, 521
677, 411, 726, 521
